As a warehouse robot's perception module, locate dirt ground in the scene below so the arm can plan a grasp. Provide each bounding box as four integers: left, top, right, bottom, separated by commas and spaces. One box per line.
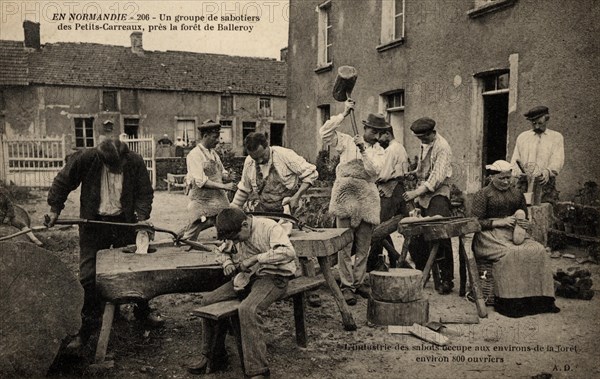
15, 189, 600, 379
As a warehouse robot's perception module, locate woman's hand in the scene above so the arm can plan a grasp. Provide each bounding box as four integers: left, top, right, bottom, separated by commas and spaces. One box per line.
493, 216, 516, 228
516, 217, 531, 231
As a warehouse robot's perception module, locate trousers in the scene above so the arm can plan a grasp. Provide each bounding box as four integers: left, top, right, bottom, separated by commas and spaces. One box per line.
336, 217, 374, 290
200, 275, 289, 376
408, 195, 454, 283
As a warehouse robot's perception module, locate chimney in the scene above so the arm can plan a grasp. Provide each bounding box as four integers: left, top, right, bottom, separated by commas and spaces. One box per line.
279, 47, 288, 62
130, 32, 143, 54
23, 20, 40, 50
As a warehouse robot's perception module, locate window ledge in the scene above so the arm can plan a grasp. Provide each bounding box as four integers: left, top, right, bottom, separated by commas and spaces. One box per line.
314, 63, 333, 74
376, 38, 405, 53
467, 0, 517, 18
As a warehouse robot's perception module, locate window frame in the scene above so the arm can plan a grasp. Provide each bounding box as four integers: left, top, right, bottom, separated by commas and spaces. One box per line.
220, 94, 234, 116
315, 0, 333, 73
219, 119, 233, 144
101, 90, 119, 112
74, 117, 95, 148
378, 0, 406, 52
123, 117, 140, 138
258, 97, 272, 117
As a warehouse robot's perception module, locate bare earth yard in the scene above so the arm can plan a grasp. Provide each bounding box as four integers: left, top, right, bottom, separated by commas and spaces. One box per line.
17, 189, 600, 379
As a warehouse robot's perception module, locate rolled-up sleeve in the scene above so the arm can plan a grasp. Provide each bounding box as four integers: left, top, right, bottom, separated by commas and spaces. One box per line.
256, 223, 296, 264
548, 133, 564, 176
319, 113, 344, 148
281, 149, 318, 185
423, 144, 452, 192
186, 149, 208, 188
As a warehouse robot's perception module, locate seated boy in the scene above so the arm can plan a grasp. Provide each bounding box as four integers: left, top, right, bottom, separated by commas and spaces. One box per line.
187, 207, 297, 378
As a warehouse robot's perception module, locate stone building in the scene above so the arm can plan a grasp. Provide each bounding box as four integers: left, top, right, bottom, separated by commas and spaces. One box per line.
286, 0, 600, 198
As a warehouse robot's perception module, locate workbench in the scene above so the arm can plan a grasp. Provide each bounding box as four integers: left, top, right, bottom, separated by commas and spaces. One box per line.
397, 217, 488, 318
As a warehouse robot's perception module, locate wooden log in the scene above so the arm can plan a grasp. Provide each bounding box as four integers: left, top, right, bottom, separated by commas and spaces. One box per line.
96, 242, 228, 303
0, 241, 83, 377
367, 298, 429, 326
529, 203, 553, 246
370, 269, 423, 302
372, 215, 404, 242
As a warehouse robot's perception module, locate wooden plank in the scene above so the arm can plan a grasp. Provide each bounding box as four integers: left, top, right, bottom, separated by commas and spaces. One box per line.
398, 217, 481, 240
198, 227, 354, 258
388, 325, 413, 335
409, 323, 449, 346
94, 303, 115, 363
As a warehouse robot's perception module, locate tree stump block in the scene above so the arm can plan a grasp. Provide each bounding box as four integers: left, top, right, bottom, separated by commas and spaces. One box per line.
370, 269, 422, 302
367, 298, 429, 326
529, 203, 553, 246
0, 242, 83, 377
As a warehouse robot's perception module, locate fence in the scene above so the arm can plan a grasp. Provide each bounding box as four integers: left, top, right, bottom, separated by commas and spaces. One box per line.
120, 134, 156, 188
1, 135, 66, 187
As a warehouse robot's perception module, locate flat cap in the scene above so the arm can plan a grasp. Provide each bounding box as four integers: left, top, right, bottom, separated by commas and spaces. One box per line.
198, 119, 221, 131
362, 113, 391, 130
410, 117, 436, 135
524, 106, 549, 120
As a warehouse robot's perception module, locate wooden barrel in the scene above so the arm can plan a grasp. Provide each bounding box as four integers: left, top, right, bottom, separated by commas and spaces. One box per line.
370, 268, 423, 302
367, 298, 429, 326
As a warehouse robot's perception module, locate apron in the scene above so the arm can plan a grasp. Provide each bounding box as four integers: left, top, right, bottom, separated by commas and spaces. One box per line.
254, 163, 296, 213
415, 144, 451, 209
187, 154, 230, 221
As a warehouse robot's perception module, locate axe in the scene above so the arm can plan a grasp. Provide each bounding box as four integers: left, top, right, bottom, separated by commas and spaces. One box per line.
332, 66, 359, 135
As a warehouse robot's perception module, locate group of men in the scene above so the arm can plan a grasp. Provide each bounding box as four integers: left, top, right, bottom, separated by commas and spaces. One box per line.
44, 100, 563, 378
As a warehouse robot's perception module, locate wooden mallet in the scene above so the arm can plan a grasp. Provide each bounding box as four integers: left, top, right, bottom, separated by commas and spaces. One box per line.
332, 66, 359, 135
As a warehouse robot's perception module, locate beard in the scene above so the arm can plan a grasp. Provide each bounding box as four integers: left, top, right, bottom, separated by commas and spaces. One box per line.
379, 140, 390, 148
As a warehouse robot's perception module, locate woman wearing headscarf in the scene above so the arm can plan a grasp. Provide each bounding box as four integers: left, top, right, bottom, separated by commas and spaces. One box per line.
470, 160, 560, 317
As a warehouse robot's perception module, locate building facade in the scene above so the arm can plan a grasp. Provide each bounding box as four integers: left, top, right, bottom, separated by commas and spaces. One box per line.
0, 22, 287, 156
287, 0, 600, 198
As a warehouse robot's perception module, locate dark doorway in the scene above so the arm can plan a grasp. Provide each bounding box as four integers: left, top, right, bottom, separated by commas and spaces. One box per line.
270, 123, 284, 146
482, 93, 509, 180
242, 122, 256, 155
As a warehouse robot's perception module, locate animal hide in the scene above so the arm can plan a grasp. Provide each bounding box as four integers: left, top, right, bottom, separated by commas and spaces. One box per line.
329, 160, 380, 228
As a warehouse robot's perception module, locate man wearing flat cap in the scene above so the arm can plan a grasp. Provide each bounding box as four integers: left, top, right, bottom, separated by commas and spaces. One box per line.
510, 106, 564, 203
403, 117, 455, 294
320, 100, 387, 305
182, 120, 237, 241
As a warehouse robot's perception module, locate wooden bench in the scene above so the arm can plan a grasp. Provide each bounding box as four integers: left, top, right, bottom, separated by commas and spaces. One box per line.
191, 275, 325, 373
163, 173, 186, 193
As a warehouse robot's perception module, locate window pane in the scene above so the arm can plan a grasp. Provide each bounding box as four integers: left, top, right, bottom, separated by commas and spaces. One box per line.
497, 73, 510, 89
221, 96, 233, 116
483, 77, 496, 92
102, 91, 118, 111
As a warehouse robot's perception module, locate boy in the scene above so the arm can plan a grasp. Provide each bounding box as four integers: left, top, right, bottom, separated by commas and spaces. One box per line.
188, 207, 297, 378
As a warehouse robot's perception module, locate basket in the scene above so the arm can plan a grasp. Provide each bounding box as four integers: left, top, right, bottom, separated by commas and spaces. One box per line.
476, 259, 495, 306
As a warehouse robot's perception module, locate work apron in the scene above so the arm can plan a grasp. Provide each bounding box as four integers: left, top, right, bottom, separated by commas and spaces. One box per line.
254, 163, 296, 213
415, 145, 451, 209
188, 157, 230, 222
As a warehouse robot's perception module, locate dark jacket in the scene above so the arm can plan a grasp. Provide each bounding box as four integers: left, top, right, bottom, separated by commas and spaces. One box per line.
47, 148, 153, 222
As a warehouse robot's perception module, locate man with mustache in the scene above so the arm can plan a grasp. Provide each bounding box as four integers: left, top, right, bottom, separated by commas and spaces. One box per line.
510, 106, 564, 204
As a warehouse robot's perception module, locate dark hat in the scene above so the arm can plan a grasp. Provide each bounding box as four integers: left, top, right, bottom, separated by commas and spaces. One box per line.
198, 119, 221, 132
524, 106, 549, 120
410, 117, 436, 136
362, 113, 391, 130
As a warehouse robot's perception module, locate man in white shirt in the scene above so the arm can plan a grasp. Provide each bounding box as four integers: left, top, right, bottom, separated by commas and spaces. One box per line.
230, 132, 318, 213
320, 101, 387, 305
182, 120, 237, 241
510, 106, 564, 203
368, 128, 409, 271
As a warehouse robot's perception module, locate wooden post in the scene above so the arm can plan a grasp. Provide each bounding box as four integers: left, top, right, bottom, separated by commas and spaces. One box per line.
292, 293, 307, 347
458, 234, 488, 318
94, 302, 116, 364
317, 256, 357, 331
